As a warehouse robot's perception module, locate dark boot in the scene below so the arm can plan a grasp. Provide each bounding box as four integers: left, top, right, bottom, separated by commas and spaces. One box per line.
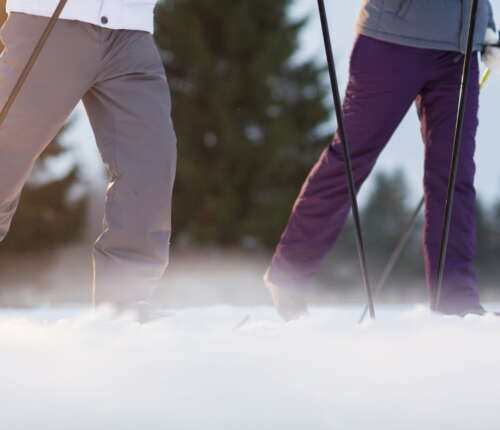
436, 303, 500, 318
115, 301, 172, 324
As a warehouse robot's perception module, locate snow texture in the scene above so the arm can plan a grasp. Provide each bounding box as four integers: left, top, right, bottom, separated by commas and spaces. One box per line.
1, 304, 499, 430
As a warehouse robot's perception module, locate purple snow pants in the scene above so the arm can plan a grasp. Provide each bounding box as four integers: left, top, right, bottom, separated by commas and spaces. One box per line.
268, 35, 481, 315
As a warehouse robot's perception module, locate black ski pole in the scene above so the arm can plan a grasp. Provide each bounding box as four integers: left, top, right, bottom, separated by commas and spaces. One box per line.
434, 0, 479, 311
0, 0, 68, 127
316, 0, 376, 319
359, 196, 424, 324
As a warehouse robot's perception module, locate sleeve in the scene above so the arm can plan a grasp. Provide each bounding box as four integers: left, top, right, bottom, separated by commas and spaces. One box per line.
488, 1, 496, 31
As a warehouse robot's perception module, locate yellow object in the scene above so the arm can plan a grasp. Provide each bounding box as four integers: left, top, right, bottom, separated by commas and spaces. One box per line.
480, 69, 491, 90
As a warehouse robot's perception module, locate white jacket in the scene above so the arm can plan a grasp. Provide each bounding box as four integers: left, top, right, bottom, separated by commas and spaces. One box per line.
6, 0, 156, 33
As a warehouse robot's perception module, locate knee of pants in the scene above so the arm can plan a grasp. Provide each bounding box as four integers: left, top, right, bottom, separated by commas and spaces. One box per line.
0, 218, 13, 242
0, 198, 21, 242
119, 133, 177, 195
328, 141, 379, 180
96, 227, 171, 267
106, 141, 177, 227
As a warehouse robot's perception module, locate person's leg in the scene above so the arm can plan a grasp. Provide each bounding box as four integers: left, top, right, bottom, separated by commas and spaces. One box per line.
83, 30, 177, 306
267, 35, 427, 292
417, 53, 481, 315
0, 14, 97, 242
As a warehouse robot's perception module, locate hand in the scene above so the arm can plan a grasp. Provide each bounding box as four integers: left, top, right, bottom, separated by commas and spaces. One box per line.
482, 28, 500, 73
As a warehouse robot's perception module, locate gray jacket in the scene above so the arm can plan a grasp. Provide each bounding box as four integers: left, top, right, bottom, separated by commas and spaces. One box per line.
356, 0, 496, 53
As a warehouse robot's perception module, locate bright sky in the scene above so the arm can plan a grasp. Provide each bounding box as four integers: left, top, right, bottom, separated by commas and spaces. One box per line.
68, 0, 500, 207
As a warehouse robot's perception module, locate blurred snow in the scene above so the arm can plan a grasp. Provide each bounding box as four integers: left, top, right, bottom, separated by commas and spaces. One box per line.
1, 304, 499, 429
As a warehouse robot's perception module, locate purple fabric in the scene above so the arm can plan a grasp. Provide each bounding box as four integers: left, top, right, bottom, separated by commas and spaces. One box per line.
268, 35, 481, 315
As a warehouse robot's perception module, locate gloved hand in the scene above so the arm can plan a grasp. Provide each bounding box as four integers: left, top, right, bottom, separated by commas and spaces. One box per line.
483, 28, 500, 73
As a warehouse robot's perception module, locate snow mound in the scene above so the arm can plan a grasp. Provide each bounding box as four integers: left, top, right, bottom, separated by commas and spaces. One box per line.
1, 305, 499, 430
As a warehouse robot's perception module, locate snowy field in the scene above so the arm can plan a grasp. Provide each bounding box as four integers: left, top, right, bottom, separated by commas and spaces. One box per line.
1, 304, 500, 430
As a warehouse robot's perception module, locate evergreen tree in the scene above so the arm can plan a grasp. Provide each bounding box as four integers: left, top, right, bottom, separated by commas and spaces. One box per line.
0, 1, 5, 32
154, 0, 330, 248
475, 199, 492, 276
362, 170, 422, 284
479, 194, 500, 283
0, 0, 6, 51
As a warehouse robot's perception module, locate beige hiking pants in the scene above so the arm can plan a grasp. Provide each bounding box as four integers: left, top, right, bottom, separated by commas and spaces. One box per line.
0, 13, 177, 305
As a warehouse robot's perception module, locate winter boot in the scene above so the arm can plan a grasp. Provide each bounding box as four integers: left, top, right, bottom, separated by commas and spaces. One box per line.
116, 301, 172, 324
264, 269, 309, 322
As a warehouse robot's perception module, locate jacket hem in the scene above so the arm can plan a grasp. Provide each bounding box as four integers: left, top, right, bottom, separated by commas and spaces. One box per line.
6, 1, 154, 33
357, 25, 483, 53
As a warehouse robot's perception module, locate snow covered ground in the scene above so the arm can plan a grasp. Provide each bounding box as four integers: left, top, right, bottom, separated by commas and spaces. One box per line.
1, 304, 500, 429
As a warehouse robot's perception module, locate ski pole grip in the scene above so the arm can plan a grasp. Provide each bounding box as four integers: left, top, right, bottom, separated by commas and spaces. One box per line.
480, 69, 491, 89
